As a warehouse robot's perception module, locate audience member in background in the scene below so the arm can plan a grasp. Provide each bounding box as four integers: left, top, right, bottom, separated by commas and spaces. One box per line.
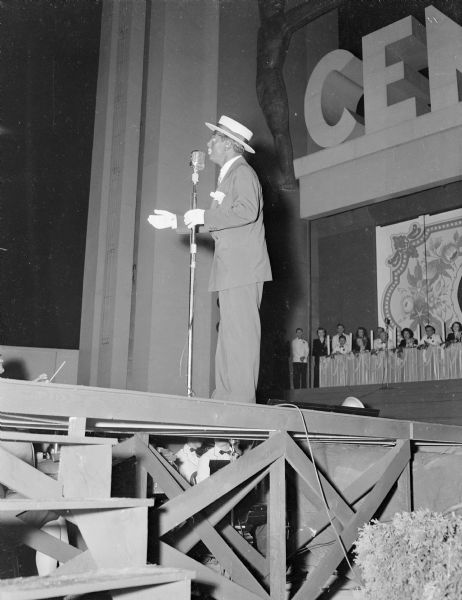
333, 334, 349, 355
332, 323, 351, 352
354, 327, 370, 351
196, 439, 239, 483
312, 327, 328, 388
354, 337, 369, 354
175, 438, 203, 485
398, 328, 418, 349
374, 326, 384, 341
421, 324, 442, 347
373, 330, 395, 351
291, 327, 309, 389
446, 321, 462, 345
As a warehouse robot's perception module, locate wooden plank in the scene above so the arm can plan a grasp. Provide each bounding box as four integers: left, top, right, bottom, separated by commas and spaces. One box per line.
112, 436, 137, 459
411, 420, 462, 443
218, 524, 267, 579
0, 378, 422, 441
0, 446, 63, 499
159, 432, 285, 535
55, 550, 97, 575
0, 497, 153, 511
67, 416, 87, 437
112, 579, 191, 600
71, 506, 148, 568
0, 430, 117, 444
268, 456, 286, 600
0, 566, 194, 600
59, 445, 112, 498
141, 444, 269, 599
160, 542, 266, 600
293, 439, 411, 600
135, 434, 149, 498
397, 461, 413, 512
8, 515, 81, 562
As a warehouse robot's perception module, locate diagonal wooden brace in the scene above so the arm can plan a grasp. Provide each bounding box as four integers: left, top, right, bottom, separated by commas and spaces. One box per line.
136, 439, 270, 598
159, 432, 285, 535
284, 439, 405, 566
283, 433, 355, 524
292, 439, 411, 600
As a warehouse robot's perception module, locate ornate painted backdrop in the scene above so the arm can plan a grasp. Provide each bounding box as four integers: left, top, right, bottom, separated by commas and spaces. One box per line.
376, 209, 462, 339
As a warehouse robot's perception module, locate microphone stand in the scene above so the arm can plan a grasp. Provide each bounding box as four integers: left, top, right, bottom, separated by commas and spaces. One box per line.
187, 164, 200, 397
382, 319, 392, 389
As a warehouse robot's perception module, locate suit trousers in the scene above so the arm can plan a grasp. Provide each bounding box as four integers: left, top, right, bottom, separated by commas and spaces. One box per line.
293, 362, 307, 389
213, 282, 263, 403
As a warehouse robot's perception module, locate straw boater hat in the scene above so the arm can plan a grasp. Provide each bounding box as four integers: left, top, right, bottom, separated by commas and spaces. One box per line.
205, 115, 255, 154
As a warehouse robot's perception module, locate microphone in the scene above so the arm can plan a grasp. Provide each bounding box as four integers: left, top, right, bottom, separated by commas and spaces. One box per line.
190, 150, 205, 172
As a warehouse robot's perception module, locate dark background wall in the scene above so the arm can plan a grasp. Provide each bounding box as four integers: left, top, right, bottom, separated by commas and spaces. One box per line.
311, 181, 462, 336
0, 0, 101, 348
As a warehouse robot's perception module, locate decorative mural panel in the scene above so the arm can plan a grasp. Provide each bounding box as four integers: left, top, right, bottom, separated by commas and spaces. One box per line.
376, 209, 462, 338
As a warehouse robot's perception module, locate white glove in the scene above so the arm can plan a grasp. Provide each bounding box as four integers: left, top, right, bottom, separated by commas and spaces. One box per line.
184, 209, 205, 229
147, 209, 177, 229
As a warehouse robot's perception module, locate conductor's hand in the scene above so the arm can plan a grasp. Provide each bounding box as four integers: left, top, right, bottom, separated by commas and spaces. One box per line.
147, 210, 177, 229
34, 373, 49, 383
184, 209, 205, 229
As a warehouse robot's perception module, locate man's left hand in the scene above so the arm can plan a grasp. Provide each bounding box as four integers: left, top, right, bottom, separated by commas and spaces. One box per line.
184, 209, 205, 229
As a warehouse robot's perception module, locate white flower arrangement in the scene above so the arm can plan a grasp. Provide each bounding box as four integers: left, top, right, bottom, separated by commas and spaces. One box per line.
210, 190, 225, 205
355, 509, 462, 600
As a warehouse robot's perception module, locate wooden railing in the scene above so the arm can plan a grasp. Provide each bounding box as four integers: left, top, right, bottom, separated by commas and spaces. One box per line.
1, 378, 462, 599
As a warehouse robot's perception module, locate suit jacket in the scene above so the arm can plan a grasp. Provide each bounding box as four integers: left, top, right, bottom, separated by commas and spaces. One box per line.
312, 338, 328, 359
203, 156, 272, 292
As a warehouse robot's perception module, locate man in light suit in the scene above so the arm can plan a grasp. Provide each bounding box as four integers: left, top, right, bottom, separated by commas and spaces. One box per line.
291, 327, 309, 389
148, 116, 272, 403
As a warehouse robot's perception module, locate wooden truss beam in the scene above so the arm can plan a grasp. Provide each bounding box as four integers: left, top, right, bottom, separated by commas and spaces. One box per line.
133, 439, 270, 598
5, 378, 462, 442
293, 439, 411, 599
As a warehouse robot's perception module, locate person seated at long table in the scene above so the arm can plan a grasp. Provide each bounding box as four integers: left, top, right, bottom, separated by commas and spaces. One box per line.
332, 324, 351, 352
354, 327, 370, 351
398, 328, 418, 350
332, 334, 349, 355
446, 321, 462, 345
420, 324, 442, 347
373, 330, 395, 351
354, 337, 369, 354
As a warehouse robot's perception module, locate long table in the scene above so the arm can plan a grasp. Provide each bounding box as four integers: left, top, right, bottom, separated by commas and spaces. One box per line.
319, 344, 462, 387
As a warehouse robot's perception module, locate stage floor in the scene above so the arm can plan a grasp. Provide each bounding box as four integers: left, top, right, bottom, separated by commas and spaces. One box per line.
281, 379, 462, 427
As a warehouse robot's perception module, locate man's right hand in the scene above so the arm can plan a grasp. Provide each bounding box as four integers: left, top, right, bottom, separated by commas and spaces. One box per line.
147, 209, 177, 229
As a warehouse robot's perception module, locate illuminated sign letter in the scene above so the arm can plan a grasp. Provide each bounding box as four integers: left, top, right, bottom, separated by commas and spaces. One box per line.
304, 49, 364, 148
362, 15, 429, 134
426, 5, 462, 111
